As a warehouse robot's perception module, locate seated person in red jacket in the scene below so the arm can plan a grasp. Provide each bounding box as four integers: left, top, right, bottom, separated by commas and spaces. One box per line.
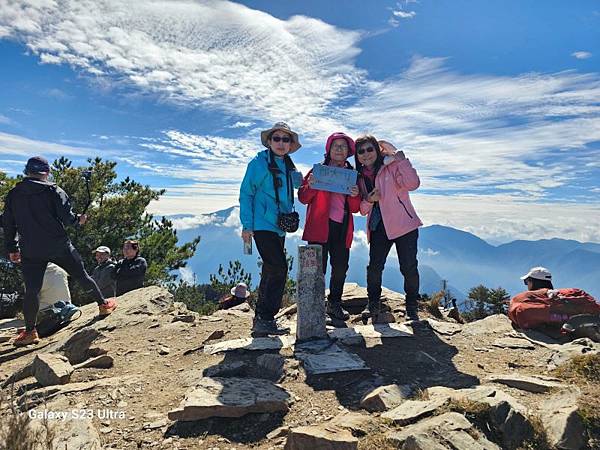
521, 266, 554, 290
509, 266, 600, 330
298, 132, 360, 322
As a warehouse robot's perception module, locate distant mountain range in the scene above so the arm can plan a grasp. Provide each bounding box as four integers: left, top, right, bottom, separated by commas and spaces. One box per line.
171, 206, 600, 302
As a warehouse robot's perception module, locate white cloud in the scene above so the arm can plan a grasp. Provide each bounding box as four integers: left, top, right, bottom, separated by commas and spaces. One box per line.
346, 57, 600, 199
414, 193, 600, 244
393, 10, 416, 19
223, 207, 240, 228
0, 131, 98, 158
1, 1, 599, 245
179, 266, 194, 283
169, 213, 222, 230
0, 114, 13, 125
229, 121, 254, 129
572, 51, 592, 60
0, 0, 365, 140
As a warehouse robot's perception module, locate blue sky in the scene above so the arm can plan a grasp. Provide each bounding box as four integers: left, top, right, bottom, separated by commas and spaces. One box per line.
0, 0, 599, 244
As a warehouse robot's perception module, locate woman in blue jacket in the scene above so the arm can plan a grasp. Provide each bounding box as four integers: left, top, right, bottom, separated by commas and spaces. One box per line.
240, 122, 302, 337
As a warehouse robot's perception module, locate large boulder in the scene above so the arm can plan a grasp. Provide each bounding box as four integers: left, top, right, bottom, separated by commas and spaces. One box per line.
381, 397, 449, 425
387, 412, 499, 450
427, 385, 534, 449
462, 314, 513, 336
539, 390, 586, 450
168, 377, 291, 421
360, 384, 412, 412
32, 353, 74, 387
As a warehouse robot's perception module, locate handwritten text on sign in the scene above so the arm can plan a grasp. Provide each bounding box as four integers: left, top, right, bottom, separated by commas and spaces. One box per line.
311, 164, 358, 195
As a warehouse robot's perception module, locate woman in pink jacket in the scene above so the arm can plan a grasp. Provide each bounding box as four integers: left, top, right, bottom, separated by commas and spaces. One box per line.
355, 136, 423, 323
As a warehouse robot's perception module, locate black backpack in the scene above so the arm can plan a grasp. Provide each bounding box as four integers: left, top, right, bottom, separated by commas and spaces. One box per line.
36, 301, 81, 337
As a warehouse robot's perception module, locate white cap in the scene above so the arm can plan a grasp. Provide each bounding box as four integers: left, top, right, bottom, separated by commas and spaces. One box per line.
93, 246, 111, 254
520, 266, 552, 281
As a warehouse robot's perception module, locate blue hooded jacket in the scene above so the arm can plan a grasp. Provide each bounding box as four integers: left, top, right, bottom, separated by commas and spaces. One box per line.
239, 150, 296, 236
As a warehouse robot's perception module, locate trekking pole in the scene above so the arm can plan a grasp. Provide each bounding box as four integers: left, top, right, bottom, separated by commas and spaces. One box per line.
81, 170, 93, 215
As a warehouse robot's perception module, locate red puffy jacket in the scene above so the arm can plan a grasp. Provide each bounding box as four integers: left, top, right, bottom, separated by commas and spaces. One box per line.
508, 288, 600, 329
298, 169, 360, 249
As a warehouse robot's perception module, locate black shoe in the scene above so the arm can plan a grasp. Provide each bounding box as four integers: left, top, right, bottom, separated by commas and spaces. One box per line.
251, 318, 290, 337
361, 302, 380, 325
406, 307, 420, 322
327, 302, 350, 321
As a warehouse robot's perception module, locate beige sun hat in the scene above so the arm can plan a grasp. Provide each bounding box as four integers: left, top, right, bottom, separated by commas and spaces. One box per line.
231, 282, 251, 299
260, 122, 302, 153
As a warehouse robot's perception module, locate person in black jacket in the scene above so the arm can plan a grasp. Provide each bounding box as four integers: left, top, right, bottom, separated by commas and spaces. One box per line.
2, 156, 118, 346
91, 246, 117, 298
114, 240, 147, 296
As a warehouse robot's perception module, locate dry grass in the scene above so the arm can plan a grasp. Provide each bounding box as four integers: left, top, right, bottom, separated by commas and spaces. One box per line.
0, 388, 55, 450
422, 291, 445, 319
553, 353, 600, 383
358, 433, 396, 450
518, 414, 551, 450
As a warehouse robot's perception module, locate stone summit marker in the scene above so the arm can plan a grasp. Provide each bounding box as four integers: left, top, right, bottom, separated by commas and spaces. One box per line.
296, 245, 327, 342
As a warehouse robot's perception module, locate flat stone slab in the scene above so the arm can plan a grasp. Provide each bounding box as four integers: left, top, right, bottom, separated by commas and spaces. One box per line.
382, 397, 448, 425
203, 336, 295, 354
168, 377, 290, 421
285, 424, 358, 450
329, 323, 413, 344
492, 337, 536, 350
295, 341, 369, 375
426, 319, 463, 336
486, 374, 566, 393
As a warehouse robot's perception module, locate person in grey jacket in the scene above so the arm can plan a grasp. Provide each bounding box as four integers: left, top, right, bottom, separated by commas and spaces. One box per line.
91, 246, 116, 298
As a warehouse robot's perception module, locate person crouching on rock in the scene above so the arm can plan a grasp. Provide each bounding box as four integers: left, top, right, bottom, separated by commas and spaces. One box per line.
114, 240, 147, 296
298, 132, 360, 324
355, 137, 423, 323
240, 122, 302, 337
2, 156, 118, 347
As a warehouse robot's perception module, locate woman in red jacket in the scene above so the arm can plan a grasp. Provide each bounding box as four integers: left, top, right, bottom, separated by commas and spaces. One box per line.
298, 132, 361, 322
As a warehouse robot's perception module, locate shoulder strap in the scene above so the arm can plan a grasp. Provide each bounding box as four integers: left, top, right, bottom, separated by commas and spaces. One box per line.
268, 150, 282, 212
268, 151, 295, 213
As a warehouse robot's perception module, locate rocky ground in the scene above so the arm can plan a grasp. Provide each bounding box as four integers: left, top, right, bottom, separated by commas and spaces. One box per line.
0, 284, 599, 450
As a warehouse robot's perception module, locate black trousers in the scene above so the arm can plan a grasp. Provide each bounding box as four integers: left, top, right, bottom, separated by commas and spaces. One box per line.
253, 231, 287, 321
367, 223, 420, 309
309, 219, 349, 304
21, 244, 105, 331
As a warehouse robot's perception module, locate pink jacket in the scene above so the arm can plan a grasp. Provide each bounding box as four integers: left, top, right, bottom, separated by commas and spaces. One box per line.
359, 155, 423, 242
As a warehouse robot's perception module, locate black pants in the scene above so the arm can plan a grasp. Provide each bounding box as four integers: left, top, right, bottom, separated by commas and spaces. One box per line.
21, 244, 105, 331
253, 231, 287, 321
367, 223, 420, 309
309, 219, 349, 304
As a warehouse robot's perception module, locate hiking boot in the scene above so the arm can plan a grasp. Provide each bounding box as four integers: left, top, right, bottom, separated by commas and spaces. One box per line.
251, 318, 290, 337
326, 301, 349, 321
13, 329, 40, 347
98, 298, 118, 317
361, 301, 381, 325
405, 306, 420, 322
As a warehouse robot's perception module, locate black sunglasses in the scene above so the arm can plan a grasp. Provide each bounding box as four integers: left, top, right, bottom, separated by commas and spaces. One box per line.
523, 278, 529, 285
357, 146, 375, 155
271, 136, 291, 143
